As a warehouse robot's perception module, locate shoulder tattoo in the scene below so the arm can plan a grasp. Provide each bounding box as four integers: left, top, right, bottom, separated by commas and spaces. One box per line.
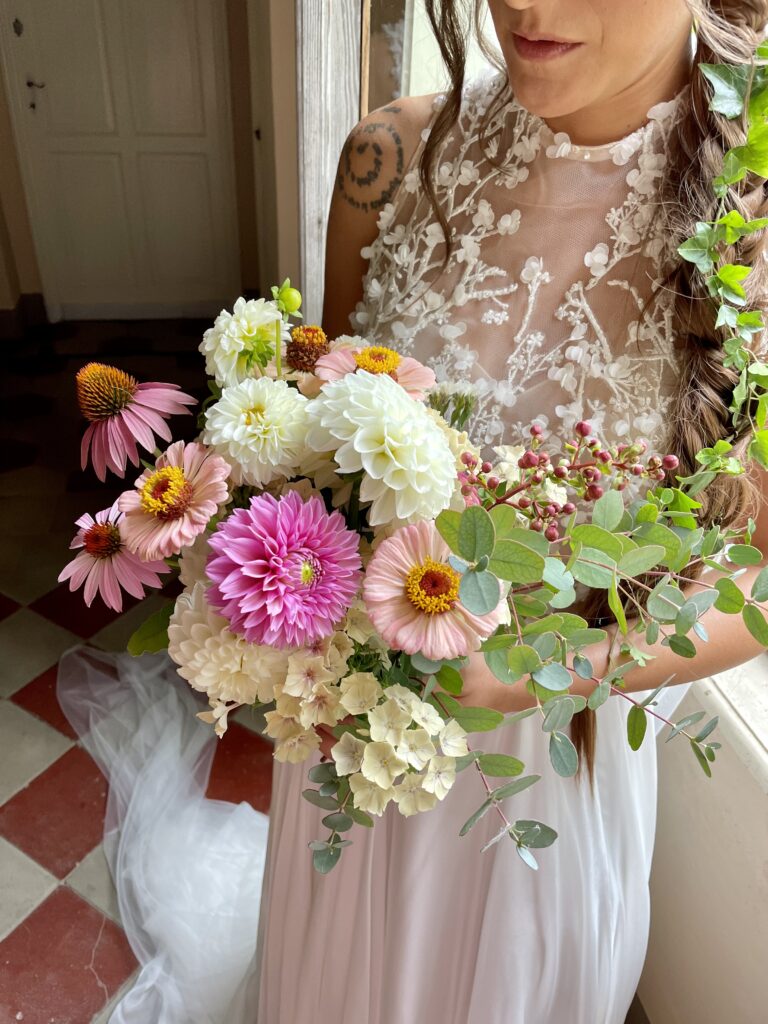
337, 106, 405, 214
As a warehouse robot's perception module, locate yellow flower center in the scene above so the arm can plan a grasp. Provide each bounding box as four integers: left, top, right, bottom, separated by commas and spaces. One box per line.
405, 558, 460, 615
75, 363, 138, 421
243, 404, 265, 426
140, 466, 193, 520
354, 346, 401, 376
300, 560, 315, 584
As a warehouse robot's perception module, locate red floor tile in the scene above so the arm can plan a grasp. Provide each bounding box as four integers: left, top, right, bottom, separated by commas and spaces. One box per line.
0, 747, 107, 878
11, 663, 78, 739
0, 591, 20, 621
0, 886, 137, 1024
29, 580, 137, 638
206, 722, 273, 812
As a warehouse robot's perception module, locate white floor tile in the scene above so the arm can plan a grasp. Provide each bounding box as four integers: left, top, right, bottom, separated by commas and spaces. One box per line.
0, 609, 79, 696
0, 700, 73, 803
66, 843, 121, 924
90, 594, 172, 653
0, 530, 75, 604
0, 837, 57, 941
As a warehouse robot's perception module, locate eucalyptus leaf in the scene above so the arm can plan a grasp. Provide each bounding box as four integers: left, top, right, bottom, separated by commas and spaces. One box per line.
488, 540, 545, 584
492, 774, 541, 801
549, 731, 579, 777
532, 662, 572, 692
750, 564, 768, 601
302, 789, 339, 811
587, 680, 610, 709
626, 705, 648, 751
714, 577, 745, 614
435, 509, 462, 554
514, 819, 558, 849
459, 569, 501, 615
693, 716, 719, 743
516, 845, 539, 870
570, 524, 625, 562
592, 490, 624, 531
436, 663, 464, 695
313, 844, 342, 873
458, 505, 496, 562
410, 651, 444, 675
451, 704, 505, 733
742, 603, 768, 645
618, 544, 667, 577
308, 762, 338, 784
542, 696, 576, 733
459, 797, 493, 836
690, 739, 713, 778
507, 644, 542, 678
725, 543, 763, 566
570, 547, 616, 589
667, 634, 697, 658
573, 654, 593, 680
322, 812, 353, 832
347, 806, 374, 828
665, 710, 706, 742
476, 753, 525, 777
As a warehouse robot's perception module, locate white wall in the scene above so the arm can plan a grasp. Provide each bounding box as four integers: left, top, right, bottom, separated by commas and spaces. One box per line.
406, 0, 499, 96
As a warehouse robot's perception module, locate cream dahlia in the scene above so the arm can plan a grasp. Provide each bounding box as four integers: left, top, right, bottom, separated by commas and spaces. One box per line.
305, 371, 457, 525
363, 519, 507, 661
200, 297, 290, 387
203, 377, 308, 486
118, 441, 230, 560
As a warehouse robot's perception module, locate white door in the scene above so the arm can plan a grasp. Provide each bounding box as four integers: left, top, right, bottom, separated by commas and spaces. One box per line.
0, 0, 241, 319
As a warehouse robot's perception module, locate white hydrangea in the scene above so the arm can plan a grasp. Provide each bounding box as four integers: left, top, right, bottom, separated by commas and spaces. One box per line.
396, 728, 437, 770
361, 740, 408, 789
203, 376, 308, 486
439, 719, 469, 757
493, 444, 525, 484
393, 772, 438, 816
349, 772, 396, 816
423, 755, 457, 800
200, 297, 290, 387
273, 722, 321, 764
331, 731, 367, 776
167, 583, 288, 710
305, 371, 458, 525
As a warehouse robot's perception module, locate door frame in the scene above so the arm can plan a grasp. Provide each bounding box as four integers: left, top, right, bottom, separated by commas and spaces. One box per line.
294, 0, 363, 323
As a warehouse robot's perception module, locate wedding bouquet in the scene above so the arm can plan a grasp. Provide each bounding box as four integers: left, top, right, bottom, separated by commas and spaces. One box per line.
60, 48, 768, 872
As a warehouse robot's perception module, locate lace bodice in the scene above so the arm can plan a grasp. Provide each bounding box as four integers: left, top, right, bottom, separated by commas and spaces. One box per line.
352, 71, 687, 458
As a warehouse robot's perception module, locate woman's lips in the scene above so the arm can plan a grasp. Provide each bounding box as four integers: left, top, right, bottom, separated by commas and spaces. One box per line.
512, 33, 582, 62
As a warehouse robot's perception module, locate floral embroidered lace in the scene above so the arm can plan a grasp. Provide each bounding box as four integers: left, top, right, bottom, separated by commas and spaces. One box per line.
353, 70, 687, 458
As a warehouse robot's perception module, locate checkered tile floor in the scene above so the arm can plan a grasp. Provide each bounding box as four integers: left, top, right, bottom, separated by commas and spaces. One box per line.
0, 319, 275, 1023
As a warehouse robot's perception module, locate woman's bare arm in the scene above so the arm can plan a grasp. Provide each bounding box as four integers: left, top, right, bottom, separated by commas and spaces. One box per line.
322, 96, 435, 338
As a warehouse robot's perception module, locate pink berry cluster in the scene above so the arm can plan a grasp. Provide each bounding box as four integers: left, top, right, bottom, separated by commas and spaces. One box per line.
459, 421, 680, 544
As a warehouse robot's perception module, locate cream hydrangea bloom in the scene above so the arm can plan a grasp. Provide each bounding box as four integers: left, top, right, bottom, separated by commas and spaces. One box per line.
492, 444, 525, 484
393, 772, 438, 817
361, 741, 408, 789
331, 731, 367, 776
439, 720, 469, 757
203, 377, 308, 487
349, 772, 396, 816
367, 698, 412, 745
423, 755, 457, 800
339, 672, 382, 715
410, 699, 444, 736
298, 681, 342, 729
396, 728, 437, 770
273, 722, 321, 764
167, 583, 287, 711
200, 296, 289, 387
283, 653, 338, 699
263, 709, 301, 743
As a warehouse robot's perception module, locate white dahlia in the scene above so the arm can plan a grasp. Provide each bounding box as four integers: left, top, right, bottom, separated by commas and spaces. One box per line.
178, 531, 212, 591
203, 377, 308, 486
168, 583, 288, 707
305, 371, 457, 525
200, 297, 290, 387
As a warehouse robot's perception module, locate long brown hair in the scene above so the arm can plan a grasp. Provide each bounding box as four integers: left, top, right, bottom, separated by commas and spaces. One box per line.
421, 0, 768, 783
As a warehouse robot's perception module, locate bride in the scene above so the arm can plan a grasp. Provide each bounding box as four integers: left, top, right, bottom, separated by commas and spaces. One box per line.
59, 1, 768, 1022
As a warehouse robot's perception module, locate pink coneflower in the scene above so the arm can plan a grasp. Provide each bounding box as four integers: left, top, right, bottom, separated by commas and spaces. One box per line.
314, 344, 436, 399
206, 491, 362, 649
363, 519, 506, 661
58, 502, 168, 611
118, 441, 230, 560
76, 363, 196, 481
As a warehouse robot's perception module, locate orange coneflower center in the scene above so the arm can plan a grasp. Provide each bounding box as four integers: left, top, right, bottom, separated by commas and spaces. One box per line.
140, 466, 193, 520
76, 363, 138, 421
405, 558, 460, 615
286, 324, 329, 372
354, 345, 401, 376
83, 522, 122, 559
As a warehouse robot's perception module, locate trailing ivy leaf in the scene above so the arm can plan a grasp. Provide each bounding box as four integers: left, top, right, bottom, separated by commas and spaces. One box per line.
457, 505, 496, 562
302, 789, 339, 811
700, 63, 750, 117
549, 731, 579, 777
677, 220, 717, 272
459, 797, 493, 836
743, 603, 768, 645
749, 429, 768, 467
435, 509, 462, 553
532, 662, 572, 692
690, 739, 713, 778
492, 774, 541, 801
127, 602, 173, 656
476, 753, 525, 777
714, 577, 745, 614
627, 705, 648, 751
313, 844, 342, 873
514, 819, 558, 849
665, 710, 705, 742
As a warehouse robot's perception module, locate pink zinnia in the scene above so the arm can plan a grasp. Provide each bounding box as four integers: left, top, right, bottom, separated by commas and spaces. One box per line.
118, 441, 230, 560
206, 491, 362, 649
363, 519, 506, 661
58, 502, 168, 611
76, 362, 196, 481
314, 343, 436, 399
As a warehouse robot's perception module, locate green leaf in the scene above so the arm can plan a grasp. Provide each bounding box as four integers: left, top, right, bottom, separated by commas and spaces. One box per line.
308, 762, 338, 784
570, 524, 625, 562
435, 509, 462, 553
743, 603, 768, 645
647, 581, 685, 621
675, 600, 699, 635
516, 845, 539, 870
751, 565, 768, 601
457, 505, 496, 562
542, 556, 574, 592
459, 797, 493, 836
634, 523, 681, 562
449, 704, 505, 733
693, 716, 719, 743
507, 644, 542, 679
492, 774, 541, 801
749, 429, 768, 467
127, 602, 173, 656
454, 751, 480, 771
436, 664, 464, 695
588, 680, 611, 709
459, 570, 500, 615
514, 819, 558, 849
532, 662, 572, 692
608, 576, 628, 634
549, 731, 579, 777
690, 739, 713, 778
541, 696, 576, 733
476, 753, 525, 777
347, 806, 374, 828
618, 544, 667, 576
700, 63, 749, 118
726, 544, 764, 566
322, 811, 353, 832
667, 634, 697, 658
410, 652, 443, 674
573, 654, 593, 680
665, 710, 705, 742
570, 547, 617, 589
677, 221, 716, 272
302, 789, 339, 811
487, 540, 545, 583
313, 844, 342, 873
530, 631, 557, 660
627, 705, 648, 751
714, 577, 745, 614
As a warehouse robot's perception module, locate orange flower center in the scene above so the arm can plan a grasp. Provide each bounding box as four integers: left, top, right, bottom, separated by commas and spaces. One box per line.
405, 558, 460, 615
140, 466, 193, 520
76, 363, 138, 421
354, 346, 401, 376
286, 325, 329, 372
83, 522, 122, 559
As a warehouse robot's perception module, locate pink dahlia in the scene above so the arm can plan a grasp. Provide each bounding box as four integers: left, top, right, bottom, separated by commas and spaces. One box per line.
363, 519, 506, 661
58, 502, 168, 611
118, 441, 230, 561
206, 490, 362, 649
76, 363, 196, 481
314, 343, 436, 400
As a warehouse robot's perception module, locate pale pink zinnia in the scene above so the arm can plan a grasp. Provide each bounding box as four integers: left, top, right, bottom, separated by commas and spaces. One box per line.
314, 343, 436, 399
206, 491, 362, 649
76, 362, 196, 481
58, 502, 168, 611
363, 519, 506, 661
118, 440, 230, 561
